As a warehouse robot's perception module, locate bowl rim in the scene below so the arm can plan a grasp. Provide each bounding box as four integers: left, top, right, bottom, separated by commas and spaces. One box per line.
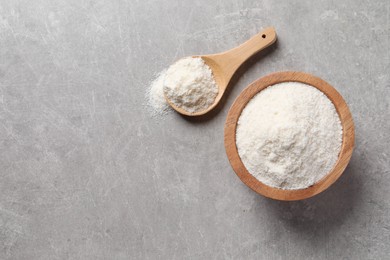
224, 71, 355, 201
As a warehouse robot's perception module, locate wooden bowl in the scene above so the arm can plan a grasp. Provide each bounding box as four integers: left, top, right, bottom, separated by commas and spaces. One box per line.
224, 71, 355, 201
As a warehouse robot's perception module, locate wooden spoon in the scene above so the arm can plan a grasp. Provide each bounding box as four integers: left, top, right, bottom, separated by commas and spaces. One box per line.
224, 71, 355, 201
164, 27, 277, 116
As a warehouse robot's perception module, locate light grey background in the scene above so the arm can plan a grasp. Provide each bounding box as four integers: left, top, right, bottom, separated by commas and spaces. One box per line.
0, 0, 389, 259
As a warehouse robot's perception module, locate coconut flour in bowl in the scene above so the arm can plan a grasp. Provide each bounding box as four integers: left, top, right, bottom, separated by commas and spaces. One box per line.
236, 82, 343, 190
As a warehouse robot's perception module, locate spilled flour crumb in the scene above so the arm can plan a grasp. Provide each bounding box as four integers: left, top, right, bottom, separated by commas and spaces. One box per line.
147, 69, 171, 115
236, 82, 342, 190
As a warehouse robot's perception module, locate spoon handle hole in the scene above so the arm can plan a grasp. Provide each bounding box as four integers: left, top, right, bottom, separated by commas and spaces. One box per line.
262, 34, 266, 38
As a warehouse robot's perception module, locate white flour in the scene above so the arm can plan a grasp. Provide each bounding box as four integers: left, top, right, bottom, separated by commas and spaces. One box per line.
236, 82, 342, 190
147, 69, 171, 115
163, 57, 218, 113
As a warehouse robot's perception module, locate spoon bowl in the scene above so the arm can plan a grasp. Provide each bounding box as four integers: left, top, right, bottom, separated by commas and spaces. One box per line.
164, 27, 277, 116
224, 71, 355, 201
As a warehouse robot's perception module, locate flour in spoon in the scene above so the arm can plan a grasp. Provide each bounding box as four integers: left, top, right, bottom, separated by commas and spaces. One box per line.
236, 82, 342, 190
163, 57, 218, 113
147, 57, 218, 114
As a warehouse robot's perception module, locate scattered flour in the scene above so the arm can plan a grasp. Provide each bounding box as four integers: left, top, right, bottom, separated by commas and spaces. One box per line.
163, 57, 218, 113
147, 69, 171, 115
236, 82, 342, 190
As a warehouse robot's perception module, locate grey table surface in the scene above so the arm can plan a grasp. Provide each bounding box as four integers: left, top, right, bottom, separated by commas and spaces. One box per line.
0, 0, 389, 259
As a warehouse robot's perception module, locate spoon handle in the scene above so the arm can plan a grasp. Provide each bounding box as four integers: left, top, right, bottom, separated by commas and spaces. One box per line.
214, 27, 277, 81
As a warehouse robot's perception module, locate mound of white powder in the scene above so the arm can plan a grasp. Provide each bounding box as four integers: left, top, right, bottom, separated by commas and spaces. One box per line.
236, 82, 342, 190
163, 57, 218, 113
147, 69, 171, 115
